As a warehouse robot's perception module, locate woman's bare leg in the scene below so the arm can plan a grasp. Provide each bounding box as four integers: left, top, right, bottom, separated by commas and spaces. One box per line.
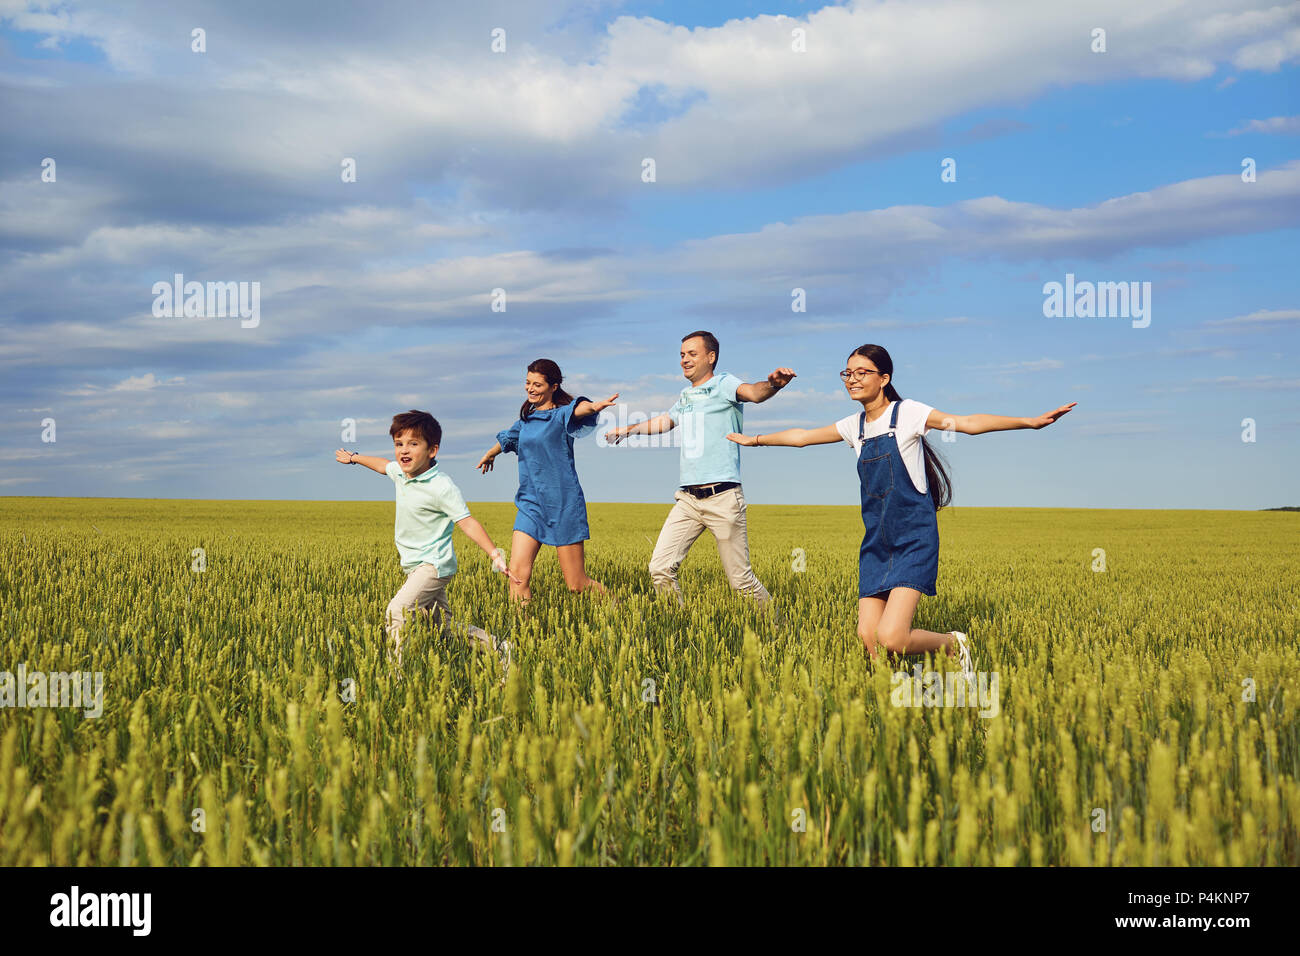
509, 531, 542, 604
869, 587, 957, 656
556, 541, 607, 595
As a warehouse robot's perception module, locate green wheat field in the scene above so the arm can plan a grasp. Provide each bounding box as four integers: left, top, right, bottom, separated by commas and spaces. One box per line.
0, 497, 1296, 866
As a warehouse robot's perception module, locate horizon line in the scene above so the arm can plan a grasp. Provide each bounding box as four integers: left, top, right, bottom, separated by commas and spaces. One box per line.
0, 495, 1294, 513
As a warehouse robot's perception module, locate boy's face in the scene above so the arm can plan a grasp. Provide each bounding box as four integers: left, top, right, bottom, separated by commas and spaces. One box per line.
393, 429, 437, 477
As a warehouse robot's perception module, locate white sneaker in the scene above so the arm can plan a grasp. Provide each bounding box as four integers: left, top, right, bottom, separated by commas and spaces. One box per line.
949, 631, 975, 679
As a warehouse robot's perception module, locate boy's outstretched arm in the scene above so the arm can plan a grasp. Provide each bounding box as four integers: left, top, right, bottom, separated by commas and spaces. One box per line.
335, 448, 391, 475
455, 516, 522, 583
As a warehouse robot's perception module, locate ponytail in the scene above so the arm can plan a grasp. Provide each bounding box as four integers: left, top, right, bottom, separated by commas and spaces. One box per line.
918, 435, 953, 512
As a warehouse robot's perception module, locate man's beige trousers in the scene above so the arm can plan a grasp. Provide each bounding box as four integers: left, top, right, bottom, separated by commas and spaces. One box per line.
648, 486, 771, 605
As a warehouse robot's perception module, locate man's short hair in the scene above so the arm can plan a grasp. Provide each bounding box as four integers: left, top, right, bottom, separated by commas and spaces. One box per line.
681, 330, 719, 367
390, 410, 442, 448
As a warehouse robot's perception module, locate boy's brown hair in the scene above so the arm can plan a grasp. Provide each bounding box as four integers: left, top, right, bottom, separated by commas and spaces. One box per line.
390, 410, 442, 451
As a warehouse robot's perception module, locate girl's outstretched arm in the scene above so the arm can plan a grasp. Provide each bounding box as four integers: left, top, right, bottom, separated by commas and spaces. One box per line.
726, 423, 844, 447
927, 403, 1076, 436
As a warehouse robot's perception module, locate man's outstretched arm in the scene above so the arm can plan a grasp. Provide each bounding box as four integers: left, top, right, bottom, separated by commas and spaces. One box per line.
735, 367, 796, 403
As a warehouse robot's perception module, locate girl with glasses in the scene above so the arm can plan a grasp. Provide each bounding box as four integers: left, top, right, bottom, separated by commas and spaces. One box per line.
477, 359, 619, 603
726, 344, 1074, 673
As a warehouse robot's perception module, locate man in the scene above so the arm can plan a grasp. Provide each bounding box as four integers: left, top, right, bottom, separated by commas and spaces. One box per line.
606, 330, 796, 605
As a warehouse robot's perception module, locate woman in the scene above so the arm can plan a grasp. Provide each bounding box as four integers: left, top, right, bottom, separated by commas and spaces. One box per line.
726, 343, 1074, 673
477, 359, 618, 602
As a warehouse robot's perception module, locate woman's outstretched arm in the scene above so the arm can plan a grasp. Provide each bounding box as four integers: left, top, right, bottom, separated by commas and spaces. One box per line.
725, 423, 844, 447
573, 393, 619, 418
476, 442, 504, 473
925, 403, 1075, 436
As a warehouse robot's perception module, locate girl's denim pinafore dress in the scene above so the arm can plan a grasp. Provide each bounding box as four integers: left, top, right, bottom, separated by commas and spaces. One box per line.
856, 401, 940, 598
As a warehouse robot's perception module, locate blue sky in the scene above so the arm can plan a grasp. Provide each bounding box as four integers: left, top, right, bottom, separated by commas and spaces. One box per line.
1, 0, 1297, 509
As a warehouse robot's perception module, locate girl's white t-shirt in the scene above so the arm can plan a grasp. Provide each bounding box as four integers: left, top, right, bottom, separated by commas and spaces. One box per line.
834, 399, 935, 495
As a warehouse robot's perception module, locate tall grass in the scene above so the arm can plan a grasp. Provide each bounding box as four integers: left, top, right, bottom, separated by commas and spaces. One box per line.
0, 498, 1295, 865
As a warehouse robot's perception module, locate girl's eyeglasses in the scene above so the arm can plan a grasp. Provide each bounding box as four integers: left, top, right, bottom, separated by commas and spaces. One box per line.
839, 369, 882, 382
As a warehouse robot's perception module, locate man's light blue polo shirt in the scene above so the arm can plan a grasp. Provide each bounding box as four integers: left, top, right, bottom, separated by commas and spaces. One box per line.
667, 371, 745, 487
386, 460, 471, 576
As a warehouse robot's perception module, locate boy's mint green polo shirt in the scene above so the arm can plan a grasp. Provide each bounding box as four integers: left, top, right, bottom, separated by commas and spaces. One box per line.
386, 460, 471, 576
667, 371, 745, 487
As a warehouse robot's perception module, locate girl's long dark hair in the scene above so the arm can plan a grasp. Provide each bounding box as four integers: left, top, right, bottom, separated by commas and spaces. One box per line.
849, 344, 952, 511
520, 358, 575, 421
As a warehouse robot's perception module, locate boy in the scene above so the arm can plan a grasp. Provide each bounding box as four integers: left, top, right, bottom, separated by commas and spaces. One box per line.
336, 409, 516, 669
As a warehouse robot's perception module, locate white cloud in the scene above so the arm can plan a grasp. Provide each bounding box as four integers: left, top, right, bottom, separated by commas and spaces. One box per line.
863, 317, 973, 330
3, 0, 1297, 206
1205, 308, 1300, 327
113, 373, 182, 391
1225, 115, 1300, 135
1074, 422, 1164, 436
2, 163, 1297, 380
61, 373, 184, 395
206, 392, 256, 408
131, 421, 196, 440
651, 161, 1300, 282
968, 358, 1065, 373
1144, 375, 1300, 394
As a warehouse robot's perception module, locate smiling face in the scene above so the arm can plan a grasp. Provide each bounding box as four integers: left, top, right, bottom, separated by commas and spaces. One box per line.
525, 371, 557, 409
680, 336, 716, 384
843, 353, 890, 405
392, 428, 437, 477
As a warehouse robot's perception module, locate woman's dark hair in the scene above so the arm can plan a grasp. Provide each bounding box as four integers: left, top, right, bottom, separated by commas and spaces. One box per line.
520, 358, 575, 421
848, 344, 952, 511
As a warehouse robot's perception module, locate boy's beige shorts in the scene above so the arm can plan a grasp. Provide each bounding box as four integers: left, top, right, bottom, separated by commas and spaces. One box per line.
648, 485, 771, 605
385, 563, 496, 657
